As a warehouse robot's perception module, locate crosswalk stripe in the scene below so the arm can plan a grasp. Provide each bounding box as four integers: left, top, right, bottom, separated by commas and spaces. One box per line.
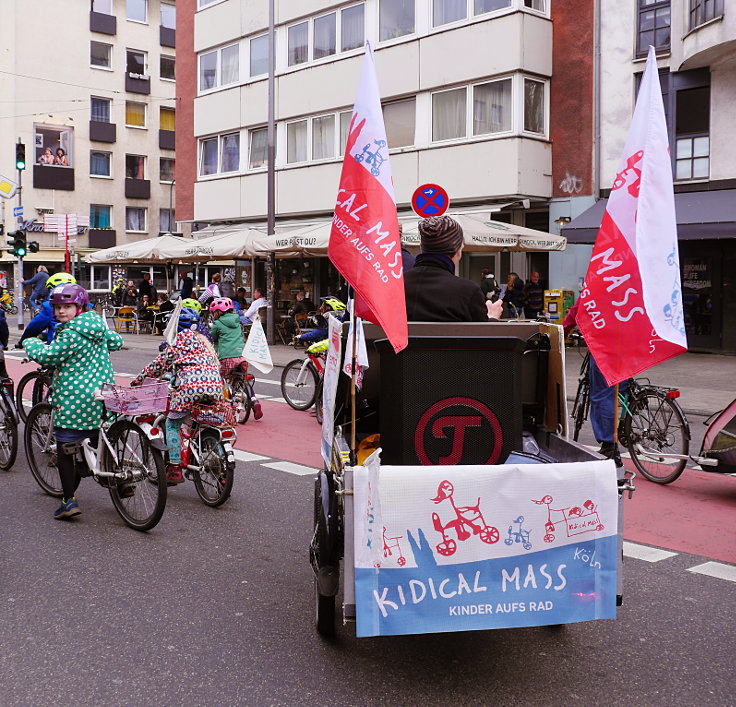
261, 460, 318, 476
233, 450, 270, 463
686, 561, 736, 583
623, 541, 677, 562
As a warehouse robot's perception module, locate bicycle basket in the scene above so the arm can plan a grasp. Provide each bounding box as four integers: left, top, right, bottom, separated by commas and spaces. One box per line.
190, 399, 236, 427
101, 382, 169, 415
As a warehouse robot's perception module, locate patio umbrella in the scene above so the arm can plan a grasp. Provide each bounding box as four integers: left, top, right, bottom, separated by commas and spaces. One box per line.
249, 222, 331, 257
157, 227, 264, 261
85, 234, 192, 263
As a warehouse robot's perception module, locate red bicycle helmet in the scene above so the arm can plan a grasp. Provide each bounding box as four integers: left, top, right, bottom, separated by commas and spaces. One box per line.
210, 297, 233, 313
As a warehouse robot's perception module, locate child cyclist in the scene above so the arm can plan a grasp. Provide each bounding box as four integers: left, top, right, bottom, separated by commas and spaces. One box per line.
180, 297, 214, 345
209, 297, 262, 420
130, 307, 223, 485
23, 284, 124, 519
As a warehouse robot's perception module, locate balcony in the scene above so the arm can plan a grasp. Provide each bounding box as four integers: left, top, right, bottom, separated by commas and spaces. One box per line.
125, 179, 150, 199
33, 165, 75, 191
89, 120, 116, 143
125, 73, 151, 95
88, 229, 116, 249
159, 130, 175, 151
160, 26, 176, 48
90, 11, 116, 35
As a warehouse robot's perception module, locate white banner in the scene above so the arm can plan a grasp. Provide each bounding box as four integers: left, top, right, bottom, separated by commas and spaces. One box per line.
243, 316, 273, 374
320, 316, 343, 467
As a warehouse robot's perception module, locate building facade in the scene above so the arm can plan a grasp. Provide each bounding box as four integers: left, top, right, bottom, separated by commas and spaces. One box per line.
0, 0, 177, 291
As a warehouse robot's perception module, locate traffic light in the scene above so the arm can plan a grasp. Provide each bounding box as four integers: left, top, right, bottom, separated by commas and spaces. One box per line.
6, 230, 27, 257
15, 143, 26, 171
28, 240, 39, 253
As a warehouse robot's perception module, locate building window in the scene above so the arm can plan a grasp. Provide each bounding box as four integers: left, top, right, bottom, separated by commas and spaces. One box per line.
126, 49, 147, 77
342, 4, 365, 51
90, 204, 112, 229
523, 78, 545, 134
90, 41, 112, 69
91, 97, 111, 123
433, 0, 467, 27
160, 55, 176, 80
314, 13, 337, 60
126, 207, 147, 232
220, 133, 240, 172
475, 0, 511, 13
432, 87, 467, 141
287, 120, 308, 163
198, 43, 239, 91
90, 151, 111, 177
198, 0, 222, 7
675, 85, 710, 180
125, 154, 146, 179
383, 98, 415, 147
288, 4, 364, 67
200, 51, 217, 90
34, 124, 74, 167
160, 208, 176, 232
473, 78, 512, 135
160, 157, 175, 182
380, 0, 415, 41
288, 22, 309, 66
339, 111, 352, 155
221, 44, 239, 84
312, 115, 336, 160
523, 0, 545, 10
689, 0, 724, 29
160, 2, 175, 29
637, 0, 670, 56
93, 0, 113, 13
160, 107, 175, 131
249, 128, 268, 169
250, 35, 268, 76
125, 101, 146, 128
198, 133, 240, 175
199, 137, 218, 175
126, 0, 147, 23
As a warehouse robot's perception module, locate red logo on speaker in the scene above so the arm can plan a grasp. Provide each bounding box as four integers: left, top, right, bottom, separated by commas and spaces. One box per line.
414, 396, 503, 465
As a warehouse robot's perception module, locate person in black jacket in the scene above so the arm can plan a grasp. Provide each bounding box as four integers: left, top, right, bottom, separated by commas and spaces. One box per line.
404, 216, 503, 322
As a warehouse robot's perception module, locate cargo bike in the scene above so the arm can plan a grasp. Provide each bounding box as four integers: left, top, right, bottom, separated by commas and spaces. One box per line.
310, 321, 635, 637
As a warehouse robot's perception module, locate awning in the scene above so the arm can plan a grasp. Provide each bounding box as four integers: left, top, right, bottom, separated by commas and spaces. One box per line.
562, 189, 736, 243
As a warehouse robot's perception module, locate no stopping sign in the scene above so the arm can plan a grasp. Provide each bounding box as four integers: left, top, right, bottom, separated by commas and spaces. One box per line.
411, 184, 449, 218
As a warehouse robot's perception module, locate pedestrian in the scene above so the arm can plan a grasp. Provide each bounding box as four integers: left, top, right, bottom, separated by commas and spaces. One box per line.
138, 272, 153, 300
523, 271, 545, 319
503, 272, 524, 319
480, 268, 500, 302
180, 271, 194, 299
22, 265, 49, 310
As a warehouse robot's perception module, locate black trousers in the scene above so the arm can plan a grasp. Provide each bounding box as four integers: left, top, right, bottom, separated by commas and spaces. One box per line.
56, 432, 99, 501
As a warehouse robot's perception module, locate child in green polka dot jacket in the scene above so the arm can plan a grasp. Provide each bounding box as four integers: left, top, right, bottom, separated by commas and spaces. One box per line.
23, 283, 124, 520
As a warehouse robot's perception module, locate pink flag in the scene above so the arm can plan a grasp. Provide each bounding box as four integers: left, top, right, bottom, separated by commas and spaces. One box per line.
328, 43, 407, 354
577, 47, 687, 385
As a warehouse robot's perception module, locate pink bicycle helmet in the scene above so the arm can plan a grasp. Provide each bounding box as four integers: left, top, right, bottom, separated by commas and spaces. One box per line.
209, 297, 233, 313
49, 283, 89, 309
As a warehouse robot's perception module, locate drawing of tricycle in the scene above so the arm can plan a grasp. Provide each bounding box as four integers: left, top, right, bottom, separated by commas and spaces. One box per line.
504, 516, 532, 550
382, 526, 406, 566
354, 139, 387, 176
430, 480, 499, 556
532, 495, 604, 543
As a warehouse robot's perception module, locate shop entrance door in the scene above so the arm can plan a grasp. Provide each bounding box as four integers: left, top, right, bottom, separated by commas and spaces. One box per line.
681, 249, 722, 349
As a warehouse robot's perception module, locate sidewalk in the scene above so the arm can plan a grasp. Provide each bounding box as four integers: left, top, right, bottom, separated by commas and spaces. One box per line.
118, 333, 735, 417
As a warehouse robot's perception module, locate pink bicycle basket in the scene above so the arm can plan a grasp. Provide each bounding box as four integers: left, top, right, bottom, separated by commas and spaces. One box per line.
101, 382, 169, 415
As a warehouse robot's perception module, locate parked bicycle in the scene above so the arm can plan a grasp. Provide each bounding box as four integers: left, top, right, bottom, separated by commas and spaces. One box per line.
0, 353, 19, 470
281, 341, 326, 411
569, 336, 690, 483
16, 360, 53, 423
23, 382, 168, 531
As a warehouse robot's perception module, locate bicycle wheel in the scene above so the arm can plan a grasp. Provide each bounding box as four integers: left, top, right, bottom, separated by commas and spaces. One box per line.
24, 403, 62, 497
314, 378, 324, 425
104, 420, 167, 531
16, 370, 50, 424
281, 359, 319, 411
624, 391, 689, 484
192, 428, 234, 507
231, 376, 252, 424
0, 394, 18, 470
570, 377, 589, 442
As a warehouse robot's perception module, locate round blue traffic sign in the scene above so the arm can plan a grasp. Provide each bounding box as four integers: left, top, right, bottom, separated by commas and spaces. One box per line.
411, 184, 449, 218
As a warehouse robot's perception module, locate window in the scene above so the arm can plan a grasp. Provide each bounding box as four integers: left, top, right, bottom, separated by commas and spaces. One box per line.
523, 78, 545, 134
91, 97, 111, 123
90, 204, 112, 229
34, 124, 74, 167
198, 44, 239, 90
432, 87, 467, 141
380, 0, 415, 41
339, 111, 352, 155
126, 207, 147, 232
342, 4, 365, 51
675, 85, 710, 180
160, 208, 176, 232
200, 137, 218, 175
125, 101, 146, 128
249, 128, 268, 169
287, 120, 308, 163
93, 0, 113, 14
473, 78, 512, 135
689, 0, 724, 30
312, 115, 335, 160
220, 133, 240, 172
433, 0, 466, 27
288, 22, 308, 66
250, 35, 268, 76
198, 0, 222, 6
200, 51, 217, 90
160, 55, 176, 80
160, 2, 175, 29
314, 13, 337, 60
637, 0, 671, 56
475, 0, 512, 14
90, 41, 112, 69
126, 0, 147, 23
199, 134, 240, 175
125, 154, 146, 179
90, 151, 111, 177
160, 107, 175, 131
127, 49, 147, 77
221, 45, 239, 85
160, 157, 175, 182
523, 0, 545, 10
383, 98, 415, 147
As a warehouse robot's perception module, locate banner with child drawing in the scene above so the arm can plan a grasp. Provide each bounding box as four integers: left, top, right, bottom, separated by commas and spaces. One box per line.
353, 460, 619, 637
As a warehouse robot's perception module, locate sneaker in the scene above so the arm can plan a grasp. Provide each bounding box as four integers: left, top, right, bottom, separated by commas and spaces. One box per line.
53, 498, 81, 520
166, 464, 184, 486
252, 400, 263, 420
599, 442, 617, 458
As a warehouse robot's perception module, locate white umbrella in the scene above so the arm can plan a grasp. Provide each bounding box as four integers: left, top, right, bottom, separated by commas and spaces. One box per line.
249, 222, 331, 257
85, 234, 192, 263
158, 227, 263, 262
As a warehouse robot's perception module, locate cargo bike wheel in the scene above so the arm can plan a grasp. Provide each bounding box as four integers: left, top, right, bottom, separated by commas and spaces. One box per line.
311, 470, 340, 637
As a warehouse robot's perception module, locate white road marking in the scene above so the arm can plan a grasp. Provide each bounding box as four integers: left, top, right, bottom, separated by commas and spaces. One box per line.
233, 450, 271, 463
687, 561, 736, 583
261, 461, 318, 476
257, 378, 280, 387
623, 542, 677, 562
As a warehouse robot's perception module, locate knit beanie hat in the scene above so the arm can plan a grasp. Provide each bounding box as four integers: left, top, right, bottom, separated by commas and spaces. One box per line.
418, 216, 464, 255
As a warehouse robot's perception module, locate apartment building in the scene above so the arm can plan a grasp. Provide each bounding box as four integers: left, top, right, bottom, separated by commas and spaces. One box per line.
178, 0, 580, 300
563, 0, 736, 353
0, 0, 177, 291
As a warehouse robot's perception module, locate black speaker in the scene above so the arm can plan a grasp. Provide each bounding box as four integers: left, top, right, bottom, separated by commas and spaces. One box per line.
378, 337, 526, 466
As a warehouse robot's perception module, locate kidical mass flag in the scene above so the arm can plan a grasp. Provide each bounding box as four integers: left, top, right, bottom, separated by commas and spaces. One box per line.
328, 42, 408, 354
576, 46, 687, 385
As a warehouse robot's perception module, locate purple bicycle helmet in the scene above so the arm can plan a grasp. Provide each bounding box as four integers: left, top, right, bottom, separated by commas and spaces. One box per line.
49, 283, 89, 309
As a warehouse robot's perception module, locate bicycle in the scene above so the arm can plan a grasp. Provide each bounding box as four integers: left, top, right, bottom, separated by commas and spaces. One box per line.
23, 382, 168, 531
281, 344, 326, 411
16, 360, 53, 423
223, 367, 257, 424
0, 352, 19, 470
569, 338, 690, 484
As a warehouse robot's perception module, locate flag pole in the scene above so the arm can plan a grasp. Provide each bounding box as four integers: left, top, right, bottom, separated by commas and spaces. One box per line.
613, 383, 619, 447
349, 315, 358, 465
